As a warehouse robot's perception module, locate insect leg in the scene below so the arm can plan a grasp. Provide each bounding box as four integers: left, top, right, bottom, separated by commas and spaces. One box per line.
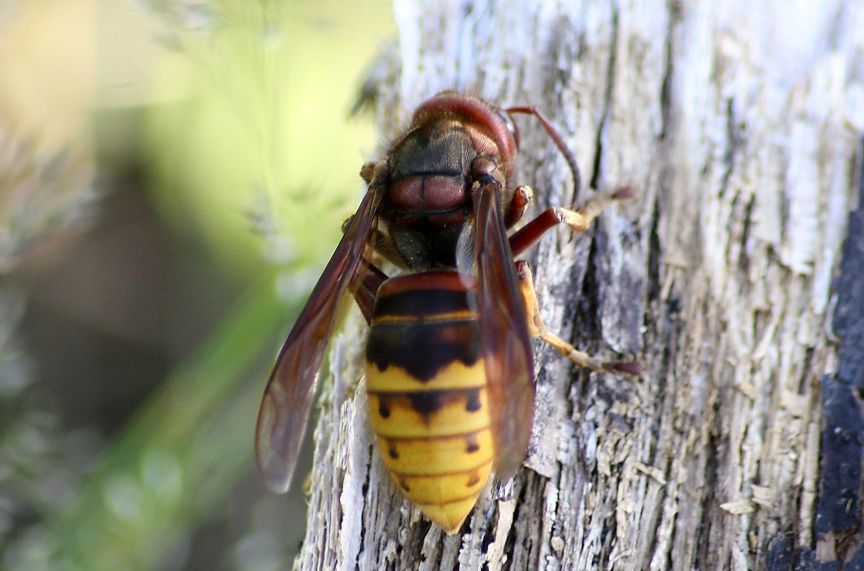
515, 261, 640, 375
504, 185, 534, 228
509, 186, 634, 256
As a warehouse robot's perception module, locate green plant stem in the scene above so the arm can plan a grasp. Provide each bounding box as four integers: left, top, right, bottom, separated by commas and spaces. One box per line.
47, 277, 293, 571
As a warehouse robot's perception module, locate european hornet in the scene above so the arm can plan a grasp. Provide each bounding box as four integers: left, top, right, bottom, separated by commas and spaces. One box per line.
256, 92, 638, 534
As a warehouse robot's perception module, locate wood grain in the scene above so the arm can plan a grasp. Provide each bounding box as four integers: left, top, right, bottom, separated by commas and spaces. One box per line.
292, 2, 864, 569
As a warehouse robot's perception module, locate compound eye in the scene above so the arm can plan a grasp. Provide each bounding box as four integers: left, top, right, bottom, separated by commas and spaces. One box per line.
495, 109, 519, 146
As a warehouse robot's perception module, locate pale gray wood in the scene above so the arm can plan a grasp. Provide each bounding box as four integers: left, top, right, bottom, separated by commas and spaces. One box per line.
293, 1, 864, 569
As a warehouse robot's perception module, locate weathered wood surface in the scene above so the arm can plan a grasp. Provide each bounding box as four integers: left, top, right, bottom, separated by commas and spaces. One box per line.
293, 1, 864, 569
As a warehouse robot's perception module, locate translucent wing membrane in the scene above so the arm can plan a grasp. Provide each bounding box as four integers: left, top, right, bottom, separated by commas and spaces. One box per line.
473, 181, 536, 480
256, 185, 382, 492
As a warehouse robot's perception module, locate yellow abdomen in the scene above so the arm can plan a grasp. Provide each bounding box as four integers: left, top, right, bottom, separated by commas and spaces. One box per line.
364, 272, 492, 534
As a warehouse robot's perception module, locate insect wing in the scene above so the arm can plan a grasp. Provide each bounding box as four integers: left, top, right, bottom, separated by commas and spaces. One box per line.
473, 182, 536, 480
256, 186, 382, 493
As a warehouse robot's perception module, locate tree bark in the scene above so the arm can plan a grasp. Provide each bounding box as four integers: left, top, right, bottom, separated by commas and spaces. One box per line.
294, 1, 864, 569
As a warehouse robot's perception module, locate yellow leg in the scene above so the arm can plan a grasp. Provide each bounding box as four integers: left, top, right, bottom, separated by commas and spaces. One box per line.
517, 262, 640, 375
557, 186, 634, 233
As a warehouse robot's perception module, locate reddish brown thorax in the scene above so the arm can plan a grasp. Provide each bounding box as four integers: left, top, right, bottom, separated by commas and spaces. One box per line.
382, 94, 519, 270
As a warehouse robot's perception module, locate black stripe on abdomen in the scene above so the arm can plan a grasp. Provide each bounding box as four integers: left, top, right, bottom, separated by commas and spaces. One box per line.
374, 288, 472, 318
366, 277, 481, 382
366, 320, 481, 382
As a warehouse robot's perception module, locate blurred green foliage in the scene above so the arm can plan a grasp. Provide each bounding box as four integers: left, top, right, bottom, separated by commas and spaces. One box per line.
0, 1, 394, 569
44, 281, 288, 570
144, 0, 392, 274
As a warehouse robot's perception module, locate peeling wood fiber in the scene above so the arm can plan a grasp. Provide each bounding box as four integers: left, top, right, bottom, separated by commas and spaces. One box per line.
292, 2, 864, 570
